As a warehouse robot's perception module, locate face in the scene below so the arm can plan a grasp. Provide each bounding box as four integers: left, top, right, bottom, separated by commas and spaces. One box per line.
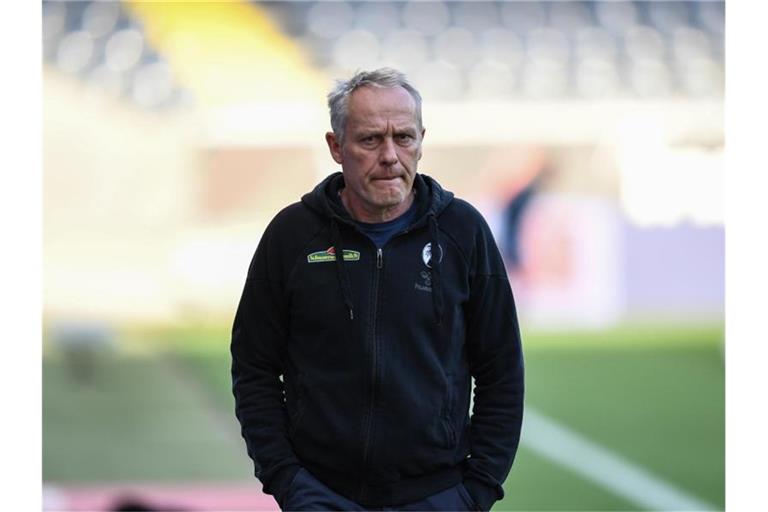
326, 85, 425, 223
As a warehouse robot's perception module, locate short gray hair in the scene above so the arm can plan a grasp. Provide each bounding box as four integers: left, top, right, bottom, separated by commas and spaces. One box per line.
327, 68, 423, 144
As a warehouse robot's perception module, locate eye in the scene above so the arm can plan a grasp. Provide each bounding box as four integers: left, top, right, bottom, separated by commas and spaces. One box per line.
395, 133, 415, 143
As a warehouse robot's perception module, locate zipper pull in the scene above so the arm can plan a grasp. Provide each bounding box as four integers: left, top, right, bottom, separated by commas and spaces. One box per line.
377, 248, 383, 269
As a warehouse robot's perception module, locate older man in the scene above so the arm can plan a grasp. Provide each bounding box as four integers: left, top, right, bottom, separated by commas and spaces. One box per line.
231, 68, 524, 511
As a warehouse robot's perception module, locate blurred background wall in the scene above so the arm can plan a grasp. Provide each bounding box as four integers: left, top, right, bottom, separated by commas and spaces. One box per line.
42, 1, 724, 511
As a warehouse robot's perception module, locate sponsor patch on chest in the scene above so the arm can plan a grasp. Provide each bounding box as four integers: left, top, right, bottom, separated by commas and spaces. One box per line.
307, 246, 360, 263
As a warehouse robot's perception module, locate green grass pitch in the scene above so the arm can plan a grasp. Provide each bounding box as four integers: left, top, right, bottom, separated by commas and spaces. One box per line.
43, 322, 724, 510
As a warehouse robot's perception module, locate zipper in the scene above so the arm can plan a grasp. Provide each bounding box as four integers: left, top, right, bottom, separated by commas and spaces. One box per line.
354, 233, 418, 501
339, 210, 431, 500
358, 246, 383, 502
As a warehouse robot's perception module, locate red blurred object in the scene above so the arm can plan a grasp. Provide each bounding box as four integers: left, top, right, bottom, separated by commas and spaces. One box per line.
44, 484, 279, 511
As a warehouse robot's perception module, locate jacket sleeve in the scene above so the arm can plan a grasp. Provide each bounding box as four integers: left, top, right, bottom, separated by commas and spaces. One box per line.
462, 221, 525, 512
231, 228, 301, 501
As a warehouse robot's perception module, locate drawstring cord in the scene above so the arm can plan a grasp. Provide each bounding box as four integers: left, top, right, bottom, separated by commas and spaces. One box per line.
330, 219, 355, 321
428, 214, 445, 326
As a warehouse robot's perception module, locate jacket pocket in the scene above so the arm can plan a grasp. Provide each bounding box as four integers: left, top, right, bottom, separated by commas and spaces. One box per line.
441, 372, 457, 447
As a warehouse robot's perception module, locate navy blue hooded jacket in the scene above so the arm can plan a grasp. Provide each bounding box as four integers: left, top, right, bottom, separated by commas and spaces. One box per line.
231, 172, 524, 511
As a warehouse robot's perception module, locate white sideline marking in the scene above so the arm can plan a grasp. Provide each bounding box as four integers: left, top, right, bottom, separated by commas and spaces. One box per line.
522, 408, 719, 511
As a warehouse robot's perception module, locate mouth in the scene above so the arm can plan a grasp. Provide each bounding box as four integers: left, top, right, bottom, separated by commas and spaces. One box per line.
371, 175, 403, 183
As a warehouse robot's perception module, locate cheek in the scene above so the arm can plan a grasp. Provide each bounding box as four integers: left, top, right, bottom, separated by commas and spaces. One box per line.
343, 151, 373, 176
349, 148, 375, 166
400, 147, 421, 167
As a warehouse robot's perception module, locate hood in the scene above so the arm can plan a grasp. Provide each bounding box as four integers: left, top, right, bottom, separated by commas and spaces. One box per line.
301, 172, 455, 227
301, 171, 454, 325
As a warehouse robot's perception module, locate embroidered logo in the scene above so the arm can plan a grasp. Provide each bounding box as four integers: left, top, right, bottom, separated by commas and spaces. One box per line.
415, 270, 432, 293
307, 246, 360, 263
421, 242, 443, 268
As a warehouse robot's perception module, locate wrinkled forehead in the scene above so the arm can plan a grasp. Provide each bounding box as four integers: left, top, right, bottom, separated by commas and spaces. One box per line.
346, 85, 420, 128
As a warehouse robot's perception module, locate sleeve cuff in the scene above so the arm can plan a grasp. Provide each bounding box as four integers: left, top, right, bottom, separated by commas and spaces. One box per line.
462, 478, 502, 512
265, 464, 301, 502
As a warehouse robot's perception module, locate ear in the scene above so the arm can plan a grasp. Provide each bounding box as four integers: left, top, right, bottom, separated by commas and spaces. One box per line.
325, 132, 343, 165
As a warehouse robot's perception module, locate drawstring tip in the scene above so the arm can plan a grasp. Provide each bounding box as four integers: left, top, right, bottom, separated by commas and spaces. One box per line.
349, 308, 354, 320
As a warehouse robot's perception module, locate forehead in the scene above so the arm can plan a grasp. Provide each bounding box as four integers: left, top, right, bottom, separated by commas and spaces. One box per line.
346, 85, 419, 128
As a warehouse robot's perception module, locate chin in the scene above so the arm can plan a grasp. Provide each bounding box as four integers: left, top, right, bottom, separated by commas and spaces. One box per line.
378, 191, 408, 206
367, 186, 403, 203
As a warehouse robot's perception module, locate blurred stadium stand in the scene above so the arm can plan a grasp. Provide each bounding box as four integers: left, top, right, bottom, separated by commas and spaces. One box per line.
43, 1, 724, 109
42, 0, 192, 110
260, 0, 723, 100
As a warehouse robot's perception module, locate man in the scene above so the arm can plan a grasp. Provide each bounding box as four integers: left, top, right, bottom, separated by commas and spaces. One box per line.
231, 68, 524, 511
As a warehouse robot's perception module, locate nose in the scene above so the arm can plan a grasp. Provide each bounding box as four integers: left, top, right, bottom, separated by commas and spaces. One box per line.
379, 137, 398, 167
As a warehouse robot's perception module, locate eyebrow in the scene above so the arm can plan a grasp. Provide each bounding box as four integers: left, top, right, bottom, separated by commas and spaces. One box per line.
356, 130, 383, 139
354, 124, 418, 138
